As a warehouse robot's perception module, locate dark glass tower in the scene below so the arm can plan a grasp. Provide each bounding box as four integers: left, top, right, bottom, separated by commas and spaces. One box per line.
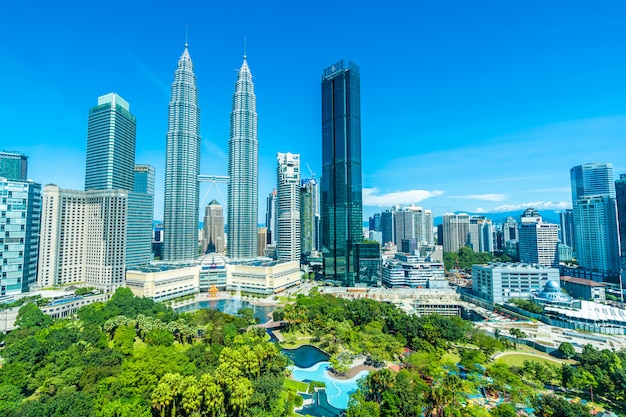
320, 60, 363, 286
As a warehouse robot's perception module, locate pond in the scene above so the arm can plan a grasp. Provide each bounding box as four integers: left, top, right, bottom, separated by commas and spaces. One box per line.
176, 299, 274, 323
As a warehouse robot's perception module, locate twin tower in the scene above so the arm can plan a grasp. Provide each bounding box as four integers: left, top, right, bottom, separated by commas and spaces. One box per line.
163, 45, 258, 261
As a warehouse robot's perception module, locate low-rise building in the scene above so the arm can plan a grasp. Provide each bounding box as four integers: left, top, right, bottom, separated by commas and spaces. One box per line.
227, 259, 300, 294
560, 275, 606, 302
199, 254, 228, 291
126, 264, 199, 302
472, 262, 559, 304
382, 254, 444, 288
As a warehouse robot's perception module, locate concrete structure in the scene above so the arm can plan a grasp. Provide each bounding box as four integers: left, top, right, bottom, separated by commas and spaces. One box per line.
321, 60, 363, 286
127, 164, 155, 268
201, 200, 225, 254
163, 45, 201, 261
0, 151, 28, 181
0, 178, 41, 295
257, 227, 267, 257
518, 208, 559, 267
472, 262, 559, 304
382, 254, 445, 288
126, 264, 200, 301
227, 259, 300, 294
85, 93, 136, 192
227, 55, 258, 260
442, 213, 470, 253
560, 275, 607, 302
276, 152, 301, 261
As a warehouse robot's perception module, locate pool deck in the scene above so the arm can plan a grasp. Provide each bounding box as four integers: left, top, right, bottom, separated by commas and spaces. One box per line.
329, 363, 379, 380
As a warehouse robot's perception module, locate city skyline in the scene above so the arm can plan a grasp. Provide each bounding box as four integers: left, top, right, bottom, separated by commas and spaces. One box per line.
3, 1, 626, 222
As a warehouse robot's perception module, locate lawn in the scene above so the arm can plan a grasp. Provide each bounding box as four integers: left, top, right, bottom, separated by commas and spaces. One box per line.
496, 352, 565, 367
284, 378, 309, 393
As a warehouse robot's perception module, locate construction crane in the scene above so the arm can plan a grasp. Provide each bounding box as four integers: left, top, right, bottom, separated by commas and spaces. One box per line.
306, 162, 316, 179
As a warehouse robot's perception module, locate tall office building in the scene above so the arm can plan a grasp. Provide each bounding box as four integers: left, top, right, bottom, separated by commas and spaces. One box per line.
276, 153, 301, 261
574, 195, 621, 278
570, 163, 621, 283
558, 209, 575, 249
201, 200, 225, 254
503, 216, 518, 242
0, 151, 28, 181
0, 179, 41, 295
321, 60, 363, 286
163, 44, 201, 261
394, 210, 415, 248
38, 185, 87, 288
468, 216, 493, 253
227, 55, 258, 260
409, 206, 434, 246
518, 208, 559, 267
265, 190, 277, 245
615, 174, 626, 266
300, 178, 319, 256
442, 213, 470, 253
85, 93, 136, 192
570, 163, 615, 201
127, 165, 155, 268
380, 210, 394, 246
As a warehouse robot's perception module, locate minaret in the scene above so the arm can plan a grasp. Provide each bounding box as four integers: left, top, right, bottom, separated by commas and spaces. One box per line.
163, 44, 201, 261
227, 54, 258, 260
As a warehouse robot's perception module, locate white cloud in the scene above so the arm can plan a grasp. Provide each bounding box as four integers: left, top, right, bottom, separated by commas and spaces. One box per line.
363, 188, 444, 207
489, 201, 572, 212
450, 194, 507, 202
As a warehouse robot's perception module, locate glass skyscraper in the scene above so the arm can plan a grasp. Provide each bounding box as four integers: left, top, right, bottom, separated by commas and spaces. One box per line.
227, 56, 258, 260
163, 44, 201, 261
127, 165, 155, 268
570, 163, 621, 283
320, 60, 363, 286
0, 151, 28, 181
85, 93, 136, 192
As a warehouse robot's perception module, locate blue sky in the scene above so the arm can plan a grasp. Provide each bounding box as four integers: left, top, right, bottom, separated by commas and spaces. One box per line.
2, 1, 626, 222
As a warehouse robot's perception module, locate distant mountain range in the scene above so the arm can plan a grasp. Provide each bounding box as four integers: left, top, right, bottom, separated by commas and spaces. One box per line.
433, 209, 562, 226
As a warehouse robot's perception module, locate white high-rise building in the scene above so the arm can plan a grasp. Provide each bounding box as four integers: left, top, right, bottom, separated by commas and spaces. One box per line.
442, 213, 470, 253
227, 55, 258, 260
518, 208, 559, 267
276, 153, 301, 261
38, 186, 127, 292
163, 44, 201, 261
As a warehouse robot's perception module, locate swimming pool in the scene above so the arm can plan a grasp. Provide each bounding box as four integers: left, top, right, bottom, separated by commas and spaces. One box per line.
290, 361, 369, 409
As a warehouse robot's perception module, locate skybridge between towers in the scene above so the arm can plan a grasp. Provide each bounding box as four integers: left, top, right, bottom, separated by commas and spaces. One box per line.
198, 174, 229, 207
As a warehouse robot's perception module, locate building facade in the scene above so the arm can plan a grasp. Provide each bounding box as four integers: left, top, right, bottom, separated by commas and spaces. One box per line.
227, 56, 258, 260
0, 179, 41, 295
265, 190, 277, 245
615, 174, 626, 268
227, 259, 301, 294
163, 45, 201, 261
382, 254, 444, 288
85, 93, 136, 192
276, 153, 301, 261
321, 60, 363, 286
0, 151, 28, 181
559, 209, 575, 251
442, 213, 470, 253
300, 178, 319, 256
560, 276, 606, 303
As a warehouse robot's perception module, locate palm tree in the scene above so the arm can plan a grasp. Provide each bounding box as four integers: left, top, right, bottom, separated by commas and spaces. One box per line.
181, 379, 202, 417
151, 380, 174, 417
229, 378, 253, 416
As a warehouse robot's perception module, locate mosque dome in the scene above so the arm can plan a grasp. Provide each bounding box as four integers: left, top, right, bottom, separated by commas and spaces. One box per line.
535, 280, 572, 304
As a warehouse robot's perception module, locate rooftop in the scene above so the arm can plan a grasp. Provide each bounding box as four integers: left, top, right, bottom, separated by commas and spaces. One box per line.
560, 275, 607, 287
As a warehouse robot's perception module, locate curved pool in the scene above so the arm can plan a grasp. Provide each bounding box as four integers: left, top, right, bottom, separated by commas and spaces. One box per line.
283, 345, 330, 368
290, 361, 369, 409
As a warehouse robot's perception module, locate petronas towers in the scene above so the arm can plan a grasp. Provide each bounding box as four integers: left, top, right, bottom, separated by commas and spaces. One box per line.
227, 56, 258, 260
163, 45, 258, 261
163, 44, 201, 261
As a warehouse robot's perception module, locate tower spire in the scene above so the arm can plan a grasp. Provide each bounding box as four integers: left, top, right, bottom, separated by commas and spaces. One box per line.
243, 37, 247, 60
185, 25, 189, 48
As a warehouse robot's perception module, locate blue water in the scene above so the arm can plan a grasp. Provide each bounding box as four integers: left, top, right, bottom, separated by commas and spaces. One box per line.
283, 345, 330, 368
290, 361, 369, 409
176, 299, 274, 323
